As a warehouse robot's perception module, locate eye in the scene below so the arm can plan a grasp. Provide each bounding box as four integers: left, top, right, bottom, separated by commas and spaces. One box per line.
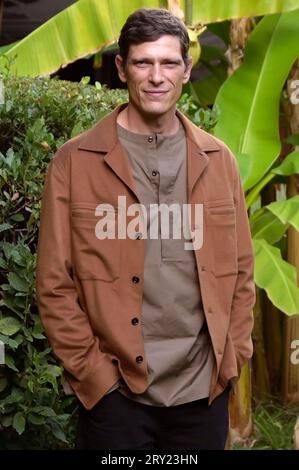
163, 61, 180, 68
135, 61, 150, 67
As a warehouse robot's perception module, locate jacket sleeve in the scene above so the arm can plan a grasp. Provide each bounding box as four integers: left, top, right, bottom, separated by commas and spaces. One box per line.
36, 150, 116, 408
229, 154, 256, 375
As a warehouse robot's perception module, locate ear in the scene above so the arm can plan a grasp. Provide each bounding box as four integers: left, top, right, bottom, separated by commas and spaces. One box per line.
115, 54, 127, 83
182, 56, 193, 84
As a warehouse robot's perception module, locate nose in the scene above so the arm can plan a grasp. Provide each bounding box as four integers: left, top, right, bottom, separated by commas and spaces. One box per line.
149, 63, 164, 85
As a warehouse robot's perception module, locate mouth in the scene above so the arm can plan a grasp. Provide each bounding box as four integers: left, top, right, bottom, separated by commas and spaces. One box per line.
144, 90, 168, 97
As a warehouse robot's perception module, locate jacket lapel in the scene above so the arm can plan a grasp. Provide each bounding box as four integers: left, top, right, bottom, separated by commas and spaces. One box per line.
78, 104, 139, 200
104, 142, 139, 201
186, 139, 209, 201
176, 110, 220, 201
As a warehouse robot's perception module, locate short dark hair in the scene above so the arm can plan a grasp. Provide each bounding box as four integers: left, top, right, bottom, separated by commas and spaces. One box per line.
118, 8, 190, 66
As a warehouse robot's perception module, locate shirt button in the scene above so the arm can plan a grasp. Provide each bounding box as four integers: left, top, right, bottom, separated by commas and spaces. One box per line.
135, 232, 143, 240
147, 136, 154, 143
131, 317, 139, 326
136, 355, 143, 364
112, 358, 118, 365
152, 170, 158, 177
132, 276, 140, 284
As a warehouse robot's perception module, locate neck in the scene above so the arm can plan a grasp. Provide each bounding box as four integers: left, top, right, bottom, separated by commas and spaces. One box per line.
117, 103, 179, 135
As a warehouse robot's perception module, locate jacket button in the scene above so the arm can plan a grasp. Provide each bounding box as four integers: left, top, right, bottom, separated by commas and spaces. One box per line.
152, 170, 158, 177
112, 359, 118, 365
131, 317, 139, 325
147, 136, 154, 143
136, 355, 143, 364
132, 276, 140, 284
135, 232, 143, 240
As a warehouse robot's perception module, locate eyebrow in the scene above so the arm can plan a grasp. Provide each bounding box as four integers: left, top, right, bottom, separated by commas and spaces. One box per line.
130, 58, 182, 64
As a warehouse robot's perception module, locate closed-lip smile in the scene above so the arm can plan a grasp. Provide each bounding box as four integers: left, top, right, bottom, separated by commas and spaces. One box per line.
145, 90, 168, 96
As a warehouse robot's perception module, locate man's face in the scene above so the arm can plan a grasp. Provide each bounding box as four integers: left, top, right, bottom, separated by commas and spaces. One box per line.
115, 35, 192, 119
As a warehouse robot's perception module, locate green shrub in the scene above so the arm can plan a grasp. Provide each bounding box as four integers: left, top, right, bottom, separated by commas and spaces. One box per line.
0, 74, 214, 449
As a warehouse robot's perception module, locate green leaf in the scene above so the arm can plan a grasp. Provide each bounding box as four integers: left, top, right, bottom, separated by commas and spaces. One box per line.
80, 76, 90, 85
27, 413, 46, 425
0, 333, 19, 350
32, 319, 46, 340
266, 196, 299, 231
3, 387, 24, 405
13, 412, 26, 435
47, 420, 68, 443
0, 41, 18, 55
7, 272, 29, 292
236, 153, 252, 183
251, 210, 287, 244
1, 297, 24, 318
43, 365, 62, 378
32, 406, 56, 417
272, 150, 299, 176
9, 213, 24, 222
4, 0, 161, 77
0, 317, 22, 336
27, 380, 34, 394
254, 239, 299, 315
214, 10, 299, 190
191, 0, 299, 24
0, 223, 13, 233
0, 257, 7, 269
5, 353, 19, 372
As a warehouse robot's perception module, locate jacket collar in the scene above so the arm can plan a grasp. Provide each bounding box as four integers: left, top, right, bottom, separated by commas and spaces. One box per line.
77, 103, 220, 199
77, 103, 220, 153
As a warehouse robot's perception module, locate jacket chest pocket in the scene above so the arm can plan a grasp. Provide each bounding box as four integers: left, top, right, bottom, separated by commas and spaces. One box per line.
205, 199, 237, 277
71, 203, 120, 281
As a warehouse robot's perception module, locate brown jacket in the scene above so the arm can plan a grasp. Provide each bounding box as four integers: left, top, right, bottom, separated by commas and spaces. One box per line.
36, 104, 255, 410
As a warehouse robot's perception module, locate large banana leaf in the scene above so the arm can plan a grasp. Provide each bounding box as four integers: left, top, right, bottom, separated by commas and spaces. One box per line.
2, 0, 162, 77
3, 0, 299, 77
266, 196, 299, 232
254, 239, 299, 315
189, 0, 299, 24
245, 150, 299, 209
250, 211, 287, 244
214, 10, 299, 190
272, 150, 299, 176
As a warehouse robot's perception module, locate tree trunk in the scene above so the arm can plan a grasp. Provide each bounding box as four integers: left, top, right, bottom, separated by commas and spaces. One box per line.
226, 18, 255, 446
228, 364, 253, 446
282, 60, 299, 404
260, 182, 283, 397
251, 288, 270, 399
227, 18, 253, 76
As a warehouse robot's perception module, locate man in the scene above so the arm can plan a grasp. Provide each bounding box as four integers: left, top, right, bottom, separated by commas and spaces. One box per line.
36, 8, 255, 450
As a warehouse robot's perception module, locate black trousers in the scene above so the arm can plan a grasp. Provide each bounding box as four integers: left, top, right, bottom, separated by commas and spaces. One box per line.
76, 387, 229, 450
